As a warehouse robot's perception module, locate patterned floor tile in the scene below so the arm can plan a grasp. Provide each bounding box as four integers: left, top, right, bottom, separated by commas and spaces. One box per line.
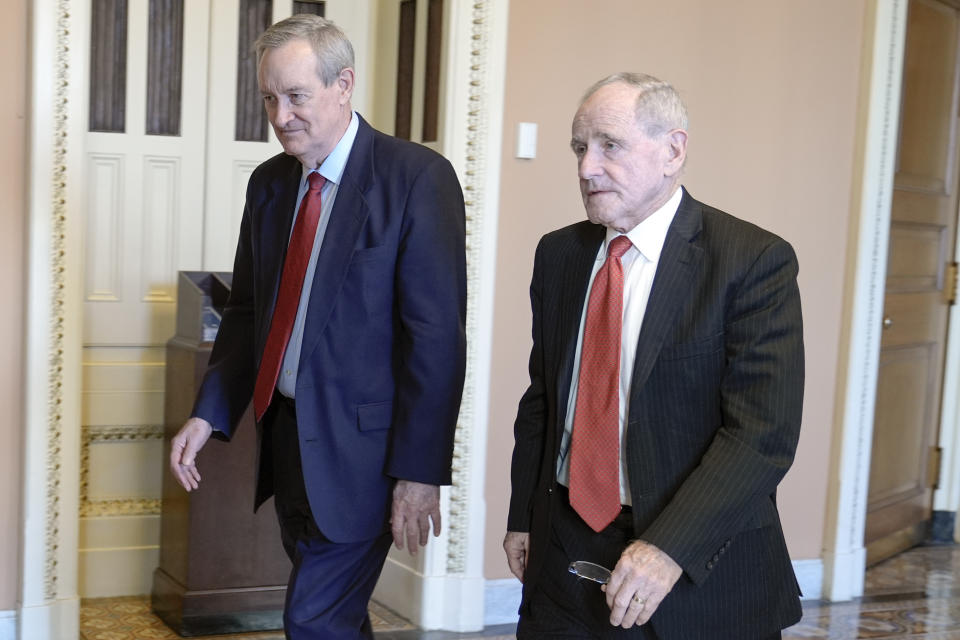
80, 596, 410, 639
80, 544, 960, 639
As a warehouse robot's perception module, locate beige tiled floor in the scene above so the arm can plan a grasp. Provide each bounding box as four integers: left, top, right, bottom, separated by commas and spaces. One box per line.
81, 544, 960, 639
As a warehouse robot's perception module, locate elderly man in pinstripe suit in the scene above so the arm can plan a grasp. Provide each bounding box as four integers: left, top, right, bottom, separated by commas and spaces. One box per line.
503, 73, 804, 639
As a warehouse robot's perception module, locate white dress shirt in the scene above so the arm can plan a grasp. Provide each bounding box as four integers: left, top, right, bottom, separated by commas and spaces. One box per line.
557, 187, 682, 505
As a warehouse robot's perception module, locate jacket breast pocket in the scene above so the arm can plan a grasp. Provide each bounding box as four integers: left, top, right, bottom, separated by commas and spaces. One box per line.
344, 246, 396, 313
658, 332, 724, 361
350, 244, 392, 265
356, 400, 393, 432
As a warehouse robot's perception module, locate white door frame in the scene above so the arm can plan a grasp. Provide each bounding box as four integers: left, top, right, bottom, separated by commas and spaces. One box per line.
822, 0, 917, 600
821, 0, 905, 602
823, 0, 960, 602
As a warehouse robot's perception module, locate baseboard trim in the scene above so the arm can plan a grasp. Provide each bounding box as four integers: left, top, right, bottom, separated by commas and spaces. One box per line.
931, 510, 956, 543
793, 558, 823, 600
481, 559, 824, 624
823, 545, 866, 601
373, 557, 486, 632
17, 598, 79, 640
484, 578, 520, 626
0, 610, 16, 640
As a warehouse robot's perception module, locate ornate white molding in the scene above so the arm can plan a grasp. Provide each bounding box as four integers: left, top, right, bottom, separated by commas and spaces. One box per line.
42, 0, 72, 601
80, 499, 162, 518
447, 0, 495, 576
83, 425, 165, 443
22, 0, 85, 635
79, 425, 164, 518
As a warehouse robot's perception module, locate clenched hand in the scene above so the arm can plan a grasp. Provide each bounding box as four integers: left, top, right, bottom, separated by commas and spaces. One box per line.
503, 531, 530, 582
603, 540, 682, 628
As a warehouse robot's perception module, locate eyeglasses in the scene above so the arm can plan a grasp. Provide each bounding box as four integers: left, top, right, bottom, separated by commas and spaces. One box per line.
567, 560, 612, 584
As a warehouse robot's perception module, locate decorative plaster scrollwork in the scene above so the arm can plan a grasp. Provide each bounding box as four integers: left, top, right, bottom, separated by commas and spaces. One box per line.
80, 499, 162, 518
86, 425, 165, 443
80, 426, 165, 518
447, 0, 492, 576
45, 0, 71, 600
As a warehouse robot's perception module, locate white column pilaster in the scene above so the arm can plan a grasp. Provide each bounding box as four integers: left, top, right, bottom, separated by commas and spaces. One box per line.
821, 0, 907, 602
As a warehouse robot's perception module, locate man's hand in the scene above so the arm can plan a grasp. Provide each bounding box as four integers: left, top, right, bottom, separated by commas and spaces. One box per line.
503, 531, 530, 582
390, 480, 441, 555
169, 417, 213, 491
603, 540, 682, 628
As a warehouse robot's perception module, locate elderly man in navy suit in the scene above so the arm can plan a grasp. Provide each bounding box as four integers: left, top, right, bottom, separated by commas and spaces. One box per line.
504, 73, 804, 639
169, 14, 466, 639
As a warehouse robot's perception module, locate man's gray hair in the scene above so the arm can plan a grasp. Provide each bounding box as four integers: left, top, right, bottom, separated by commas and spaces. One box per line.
583, 72, 689, 138
254, 14, 355, 86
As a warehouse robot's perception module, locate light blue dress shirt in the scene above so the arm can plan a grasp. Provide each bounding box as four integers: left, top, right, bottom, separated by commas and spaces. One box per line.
276, 111, 360, 398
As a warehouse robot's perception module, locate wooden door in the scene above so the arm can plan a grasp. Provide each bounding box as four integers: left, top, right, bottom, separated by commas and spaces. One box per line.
865, 0, 960, 565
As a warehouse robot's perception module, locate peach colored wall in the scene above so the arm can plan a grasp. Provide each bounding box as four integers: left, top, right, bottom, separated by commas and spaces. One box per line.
485, 0, 867, 578
0, 0, 28, 610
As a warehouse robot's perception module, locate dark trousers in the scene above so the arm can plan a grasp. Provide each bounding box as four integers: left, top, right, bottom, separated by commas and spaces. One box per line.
269, 395, 392, 640
517, 487, 782, 640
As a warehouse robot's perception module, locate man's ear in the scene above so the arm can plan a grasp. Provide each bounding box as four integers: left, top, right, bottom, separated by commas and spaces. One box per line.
337, 67, 355, 104
663, 129, 688, 176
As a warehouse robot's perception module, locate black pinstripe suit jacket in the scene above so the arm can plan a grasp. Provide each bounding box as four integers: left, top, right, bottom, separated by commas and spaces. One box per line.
508, 189, 804, 639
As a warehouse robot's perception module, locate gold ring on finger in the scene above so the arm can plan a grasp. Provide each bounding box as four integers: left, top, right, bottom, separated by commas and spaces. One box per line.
633, 593, 645, 606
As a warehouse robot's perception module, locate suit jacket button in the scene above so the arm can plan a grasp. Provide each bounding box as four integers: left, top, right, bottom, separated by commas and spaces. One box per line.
712, 554, 720, 562
706, 561, 714, 570
719, 547, 726, 555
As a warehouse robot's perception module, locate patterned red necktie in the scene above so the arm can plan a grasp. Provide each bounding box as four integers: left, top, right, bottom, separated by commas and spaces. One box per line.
569, 234, 633, 532
253, 172, 326, 421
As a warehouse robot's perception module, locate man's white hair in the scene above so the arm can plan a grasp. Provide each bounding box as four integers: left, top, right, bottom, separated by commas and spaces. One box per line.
582, 72, 689, 137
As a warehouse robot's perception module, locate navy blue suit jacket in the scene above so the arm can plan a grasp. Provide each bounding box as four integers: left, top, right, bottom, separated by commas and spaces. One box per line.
193, 116, 467, 543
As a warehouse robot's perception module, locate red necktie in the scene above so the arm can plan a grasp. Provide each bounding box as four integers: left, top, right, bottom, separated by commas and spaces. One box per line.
569, 235, 633, 532
253, 172, 326, 421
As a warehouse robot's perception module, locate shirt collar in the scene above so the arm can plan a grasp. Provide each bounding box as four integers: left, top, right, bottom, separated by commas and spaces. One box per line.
300, 110, 360, 187
603, 186, 682, 263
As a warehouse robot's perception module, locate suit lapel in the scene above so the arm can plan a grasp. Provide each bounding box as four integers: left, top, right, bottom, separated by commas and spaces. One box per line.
297, 118, 376, 369
629, 191, 704, 398
257, 158, 302, 350
555, 223, 605, 432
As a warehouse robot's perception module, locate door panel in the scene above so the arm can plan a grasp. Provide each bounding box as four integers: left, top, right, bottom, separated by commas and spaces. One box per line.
896, 0, 959, 192
83, 0, 209, 346
870, 345, 936, 509
866, 0, 960, 564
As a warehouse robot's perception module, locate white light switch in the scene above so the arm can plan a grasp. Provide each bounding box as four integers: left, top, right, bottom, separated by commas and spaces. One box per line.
516, 122, 538, 159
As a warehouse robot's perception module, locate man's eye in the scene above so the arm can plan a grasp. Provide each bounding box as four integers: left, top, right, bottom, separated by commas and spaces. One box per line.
290, 94, 306, 104
572, 144, 586, 156
262, 95, 275, 104
604, 141, 618, 152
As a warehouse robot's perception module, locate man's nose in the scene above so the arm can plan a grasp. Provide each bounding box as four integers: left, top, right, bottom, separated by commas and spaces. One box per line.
578, 148, 602, 180
270, 101, 293, 128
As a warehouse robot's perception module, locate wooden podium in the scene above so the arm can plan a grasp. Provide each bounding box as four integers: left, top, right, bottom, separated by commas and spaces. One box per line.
151, 271, 290, 636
